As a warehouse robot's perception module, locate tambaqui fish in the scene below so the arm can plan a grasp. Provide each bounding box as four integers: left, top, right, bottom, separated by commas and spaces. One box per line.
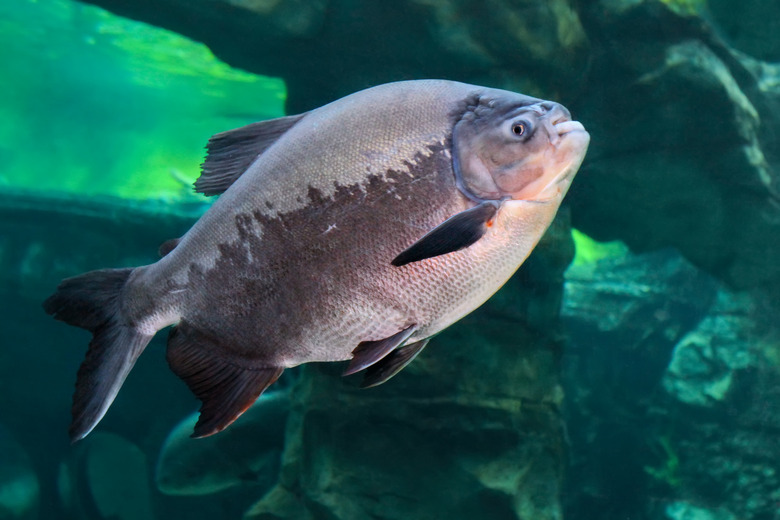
44, 80, 590, 441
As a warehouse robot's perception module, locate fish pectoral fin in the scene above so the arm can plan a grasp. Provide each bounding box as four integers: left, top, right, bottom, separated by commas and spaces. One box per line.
361, 338, 430, 388
342, 324, 417, 376
166, 321, 284, 438
158, 238, 181, 257
391, 201, 498, 267
195, 112, 309, 196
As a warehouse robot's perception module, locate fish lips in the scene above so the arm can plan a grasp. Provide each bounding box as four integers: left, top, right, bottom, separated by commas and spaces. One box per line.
546, 119, 588, 147
541, 119, 590, 195
554, 119, 590, 163
554, 120, 587, 135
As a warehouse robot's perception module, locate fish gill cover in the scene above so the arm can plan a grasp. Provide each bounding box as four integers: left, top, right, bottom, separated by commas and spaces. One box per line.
0, 0, 285, 199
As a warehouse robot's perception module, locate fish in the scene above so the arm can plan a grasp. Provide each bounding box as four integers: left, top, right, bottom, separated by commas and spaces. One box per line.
44, 79, 590, 441
155, 390, 289, 496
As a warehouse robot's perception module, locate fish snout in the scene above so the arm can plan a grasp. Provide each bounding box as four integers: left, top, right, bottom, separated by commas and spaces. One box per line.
542, 103, 586, 140
537, 101, 571, 125
535, 102, 582, 146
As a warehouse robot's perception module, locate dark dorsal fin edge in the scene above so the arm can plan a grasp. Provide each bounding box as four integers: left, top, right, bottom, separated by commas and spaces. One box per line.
158, 238, 180, 257
195, 112, 309, 196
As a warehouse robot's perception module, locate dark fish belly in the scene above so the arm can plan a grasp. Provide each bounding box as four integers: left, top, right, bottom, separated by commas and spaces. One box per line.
175, 143, 468, 367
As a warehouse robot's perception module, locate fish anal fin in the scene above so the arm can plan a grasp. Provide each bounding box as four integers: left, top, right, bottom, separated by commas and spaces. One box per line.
361, 338, 429, 388
342, 324, 417, 376
195, 112, 308, 196
166, 321, 283, 438
392, 201, 498, 267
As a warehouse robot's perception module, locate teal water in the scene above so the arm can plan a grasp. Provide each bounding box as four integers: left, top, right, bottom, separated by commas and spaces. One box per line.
0, 0, 285, 199
1, 0, 779, 519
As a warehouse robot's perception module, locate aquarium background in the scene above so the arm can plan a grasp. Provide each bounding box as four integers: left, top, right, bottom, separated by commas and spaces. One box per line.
1, 0, 779, 519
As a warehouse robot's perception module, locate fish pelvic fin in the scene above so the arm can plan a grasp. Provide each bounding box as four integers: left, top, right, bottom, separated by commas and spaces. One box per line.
342, 324, 417, 376
391, 201, 498, 267
166, 321, 284, 438
361, 338, 430, 388
43, 268, 153, 442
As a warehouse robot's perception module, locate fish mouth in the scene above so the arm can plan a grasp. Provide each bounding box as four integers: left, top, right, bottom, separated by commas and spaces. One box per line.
554, 120, 586, 135
544, 117, 587, 149
534, 120, 589, 199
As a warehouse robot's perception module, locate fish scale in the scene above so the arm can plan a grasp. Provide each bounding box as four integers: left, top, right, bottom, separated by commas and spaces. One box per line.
44, 79, 589, 440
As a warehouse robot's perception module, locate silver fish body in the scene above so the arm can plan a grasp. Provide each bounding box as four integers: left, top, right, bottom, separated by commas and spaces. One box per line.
44, 80, 589, 440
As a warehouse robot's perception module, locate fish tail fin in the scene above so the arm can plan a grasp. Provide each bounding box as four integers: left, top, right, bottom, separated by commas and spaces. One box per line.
43, 268, 153, 442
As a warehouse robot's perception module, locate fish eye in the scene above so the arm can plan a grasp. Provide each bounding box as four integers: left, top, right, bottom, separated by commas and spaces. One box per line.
510, 120, 531, 138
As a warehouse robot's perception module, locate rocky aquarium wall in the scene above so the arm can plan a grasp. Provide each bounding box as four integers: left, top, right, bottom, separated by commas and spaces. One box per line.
1, 0, 778, 519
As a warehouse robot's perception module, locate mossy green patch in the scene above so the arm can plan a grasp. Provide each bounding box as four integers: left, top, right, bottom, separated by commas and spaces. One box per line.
0, 0, 285, 200
658, 0, 707, 16
644, 435, 682, 488
571, 229, 628, 266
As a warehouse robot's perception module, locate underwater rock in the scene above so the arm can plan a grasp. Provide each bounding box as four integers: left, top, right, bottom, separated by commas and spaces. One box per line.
0, 189, 207, 303
10, 1, 780, 517
243, 212, 574, 520
708, 0, 780, 62
561, 243, 780, 520
570, 0, 780, 291
57, 432, 155, 520
561, 247, 719, 519
75, 0, 589, 112
662, 501, 737, 520
0, 425, 39, 520
663, 291, 760, 407
654, 288, 780, 520
156, 390, 289, 496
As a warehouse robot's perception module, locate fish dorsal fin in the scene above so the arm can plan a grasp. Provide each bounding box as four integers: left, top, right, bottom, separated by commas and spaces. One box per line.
166, 320, 284, 438
342, 325, 417, 376
361, 338, 430, 388
158, 238, 180, 257
195, 112, 308, 196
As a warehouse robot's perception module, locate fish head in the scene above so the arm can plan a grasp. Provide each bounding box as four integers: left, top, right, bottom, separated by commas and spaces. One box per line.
453, 91, 590, 203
